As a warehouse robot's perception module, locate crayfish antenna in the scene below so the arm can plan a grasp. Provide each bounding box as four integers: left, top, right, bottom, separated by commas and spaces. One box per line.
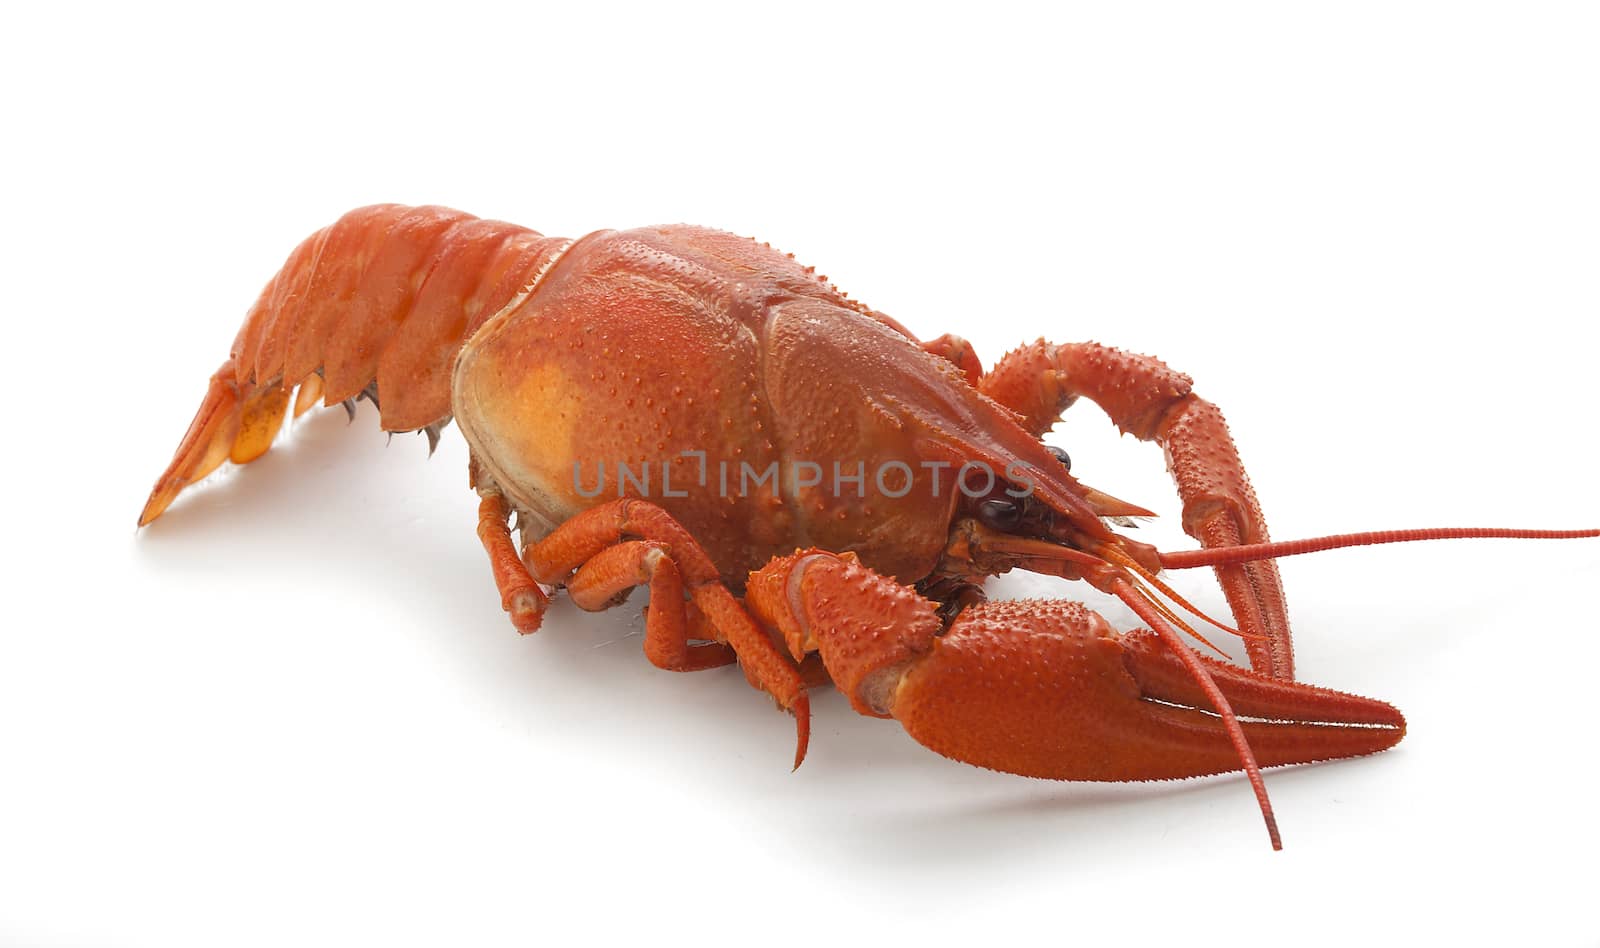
1160, 527, 1600, 569
1099, 545, 1249, 640
1110, 577, 1282, 850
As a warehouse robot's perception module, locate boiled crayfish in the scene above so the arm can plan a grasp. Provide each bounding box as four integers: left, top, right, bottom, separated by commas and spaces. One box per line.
140, 204, 1598, 849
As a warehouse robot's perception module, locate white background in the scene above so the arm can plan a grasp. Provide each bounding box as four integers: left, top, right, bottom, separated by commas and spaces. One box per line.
3, 2, 1597, 945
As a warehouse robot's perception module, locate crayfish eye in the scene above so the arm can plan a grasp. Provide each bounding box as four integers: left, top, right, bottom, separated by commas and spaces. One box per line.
1046, 445, 1071, 472
976, 498, 1023, 531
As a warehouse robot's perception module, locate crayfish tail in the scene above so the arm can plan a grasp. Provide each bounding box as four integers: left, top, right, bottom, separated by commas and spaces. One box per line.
138, 204, 575, 526
139, 359, 310, 526
139, 361, 246, 525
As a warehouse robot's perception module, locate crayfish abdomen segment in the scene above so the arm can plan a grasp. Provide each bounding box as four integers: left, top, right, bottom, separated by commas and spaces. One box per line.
232, 205, 572, 429
140, 205, 570, 525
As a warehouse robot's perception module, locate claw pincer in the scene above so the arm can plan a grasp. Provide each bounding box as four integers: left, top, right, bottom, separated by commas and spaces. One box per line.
750, 551, 1403, 785
911, 604, 1403, 780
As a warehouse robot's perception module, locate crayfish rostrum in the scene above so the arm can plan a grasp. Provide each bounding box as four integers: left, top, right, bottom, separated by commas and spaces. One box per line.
141, 204, 1598, 848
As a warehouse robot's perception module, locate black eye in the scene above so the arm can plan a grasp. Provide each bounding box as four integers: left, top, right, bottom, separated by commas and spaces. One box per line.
1046, 445, 1071, 472
977, 498, 1023, 531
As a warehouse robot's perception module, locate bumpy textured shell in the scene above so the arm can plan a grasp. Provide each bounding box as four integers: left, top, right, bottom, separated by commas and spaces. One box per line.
451, 224, 1092, 583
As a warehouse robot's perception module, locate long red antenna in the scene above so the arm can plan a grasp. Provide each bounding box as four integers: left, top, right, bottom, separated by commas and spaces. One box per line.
1160, 527, 1600, 570
1110, 577, 1282, 851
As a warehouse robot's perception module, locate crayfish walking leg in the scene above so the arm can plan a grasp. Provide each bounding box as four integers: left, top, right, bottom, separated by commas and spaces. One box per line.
519, 499, 809, 766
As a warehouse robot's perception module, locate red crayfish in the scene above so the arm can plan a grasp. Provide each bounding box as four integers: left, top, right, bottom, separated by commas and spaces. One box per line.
141, 204, 1598, 848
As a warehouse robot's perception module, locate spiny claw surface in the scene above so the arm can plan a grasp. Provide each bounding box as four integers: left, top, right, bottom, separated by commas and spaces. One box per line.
892, 600, 1404, 782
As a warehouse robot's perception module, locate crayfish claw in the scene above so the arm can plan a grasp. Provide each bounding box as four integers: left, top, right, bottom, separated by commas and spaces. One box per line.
891, 599, 1405, 785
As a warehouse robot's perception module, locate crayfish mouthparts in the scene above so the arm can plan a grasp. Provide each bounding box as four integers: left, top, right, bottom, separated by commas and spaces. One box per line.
939, 517, 1161, 591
